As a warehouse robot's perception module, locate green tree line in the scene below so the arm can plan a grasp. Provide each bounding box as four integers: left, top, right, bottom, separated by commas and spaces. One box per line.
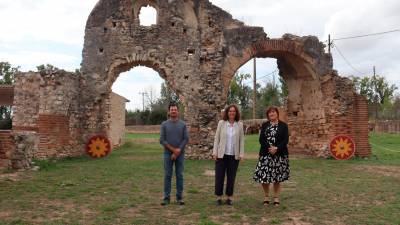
227, 72, 287, 119
2, 61, 399, 128
351, 75, 400, 120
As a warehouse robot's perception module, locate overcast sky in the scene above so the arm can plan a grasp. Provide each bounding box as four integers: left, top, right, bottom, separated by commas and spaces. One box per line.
0, 0, 399, 110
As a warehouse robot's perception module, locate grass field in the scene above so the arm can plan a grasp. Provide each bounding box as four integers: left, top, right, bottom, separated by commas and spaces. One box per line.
0, 133, 399, 225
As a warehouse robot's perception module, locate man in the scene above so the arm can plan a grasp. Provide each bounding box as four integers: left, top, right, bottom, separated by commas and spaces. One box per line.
159, 103, 189, 206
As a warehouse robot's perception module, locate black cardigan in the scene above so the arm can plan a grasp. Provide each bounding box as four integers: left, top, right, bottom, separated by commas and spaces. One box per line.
259, 121, 289, 156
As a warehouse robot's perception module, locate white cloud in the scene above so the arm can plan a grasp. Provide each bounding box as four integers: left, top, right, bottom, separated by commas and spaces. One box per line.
0, 50, 79, 71
112, 67, 164, 110
0, 0, 97, 45
209, 0, 400, 88
323, 0, 400, 84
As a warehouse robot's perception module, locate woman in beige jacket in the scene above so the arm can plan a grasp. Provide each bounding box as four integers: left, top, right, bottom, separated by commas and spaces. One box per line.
212, 104, 244, 205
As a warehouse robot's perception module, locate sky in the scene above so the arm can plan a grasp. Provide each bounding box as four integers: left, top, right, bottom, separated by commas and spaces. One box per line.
0, 0, 399, 110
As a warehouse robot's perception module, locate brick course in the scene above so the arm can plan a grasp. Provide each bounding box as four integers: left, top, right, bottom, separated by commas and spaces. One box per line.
0, 130, 14, 169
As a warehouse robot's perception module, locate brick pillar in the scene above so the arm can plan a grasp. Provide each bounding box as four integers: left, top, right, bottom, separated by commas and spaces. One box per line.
353, 95, 372, 157
0, 131, 14, 169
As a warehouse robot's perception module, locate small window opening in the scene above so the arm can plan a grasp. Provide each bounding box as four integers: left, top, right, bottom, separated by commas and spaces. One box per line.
139, 6, 157, 26
188, 49, 195, 56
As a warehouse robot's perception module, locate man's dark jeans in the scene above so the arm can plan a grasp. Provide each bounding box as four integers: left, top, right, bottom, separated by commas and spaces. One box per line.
163, 151, 184, 200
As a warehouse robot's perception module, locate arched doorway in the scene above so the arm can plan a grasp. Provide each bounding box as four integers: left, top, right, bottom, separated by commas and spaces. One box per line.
221, 37, 344, 156
109, 66, 165, 146
227, 58, 283, 120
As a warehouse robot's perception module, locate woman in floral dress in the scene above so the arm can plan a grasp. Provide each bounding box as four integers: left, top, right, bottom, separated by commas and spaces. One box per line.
253, 106, 290, 206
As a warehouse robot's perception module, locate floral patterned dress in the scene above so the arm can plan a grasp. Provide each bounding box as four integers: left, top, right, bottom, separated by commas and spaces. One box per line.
253, 123, 290, 183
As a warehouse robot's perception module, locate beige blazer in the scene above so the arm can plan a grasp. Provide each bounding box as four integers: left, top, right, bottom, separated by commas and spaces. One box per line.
212, 120, 245, 160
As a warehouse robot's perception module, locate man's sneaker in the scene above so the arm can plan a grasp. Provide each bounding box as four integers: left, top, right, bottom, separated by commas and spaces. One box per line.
177, 199, 185, 205
161, 198, 170, 206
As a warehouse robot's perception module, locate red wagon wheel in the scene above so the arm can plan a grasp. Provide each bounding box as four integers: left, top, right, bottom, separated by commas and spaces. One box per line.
330, 135, 355, 160
86, 135, 112, 158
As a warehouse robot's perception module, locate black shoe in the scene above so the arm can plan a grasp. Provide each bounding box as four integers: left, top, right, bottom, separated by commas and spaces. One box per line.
161, 198, 170, 206
273, 197, 280, 206
226, 199, 233, 206
177, 199, 185, 205
217, 199, 223, 205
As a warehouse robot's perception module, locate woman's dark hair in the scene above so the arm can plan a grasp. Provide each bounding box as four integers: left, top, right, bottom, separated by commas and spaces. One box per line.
266, 106, 279, 120
223, 104, 240, 122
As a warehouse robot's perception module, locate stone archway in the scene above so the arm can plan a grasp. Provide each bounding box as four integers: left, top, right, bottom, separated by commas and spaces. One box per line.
221, 35, 340, 156
78, 0, 370, 158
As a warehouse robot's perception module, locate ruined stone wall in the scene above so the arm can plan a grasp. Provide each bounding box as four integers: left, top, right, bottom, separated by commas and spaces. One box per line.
13, 70, 82, 160
13, 73, 41, 132
0, 131, 39, 170
109, 92, 128, 147
0, 130, 14, 169
11, 131, 38, 170
79, 0, 371, 158
80, 0, 238, 158
1, 0, 370, 164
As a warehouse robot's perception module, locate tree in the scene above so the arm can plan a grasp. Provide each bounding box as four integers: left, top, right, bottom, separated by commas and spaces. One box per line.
392, 95, 400, 119
160, 82, 180, 106
351, 75, 398, 119
279, 76, 289, 98
227, 72, 252, 110
373, 76, 397, 104
125, 82, 184, 125
158, 81, 184, 117
0, 62, 18, 85
36, 64, 59, 72
351, 75, 397, 104
258, 82, 282, 115
0, 62, 19, 129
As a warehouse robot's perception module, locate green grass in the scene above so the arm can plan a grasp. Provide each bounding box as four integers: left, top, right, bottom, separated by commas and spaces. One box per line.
244, 134, 260, 153
125, 132, 260, 153
125, 133, 160, 139
368, 132, 400, 164
0, 133, 399, 224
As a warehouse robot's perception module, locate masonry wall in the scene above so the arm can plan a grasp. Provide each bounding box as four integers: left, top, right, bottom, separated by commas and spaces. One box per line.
13, 73, 41, 132
6, 0, 372, 163
13, 70, 83, 160
0, 130, 14, 169
78, 0, 372, 159
0, 130, 39, 170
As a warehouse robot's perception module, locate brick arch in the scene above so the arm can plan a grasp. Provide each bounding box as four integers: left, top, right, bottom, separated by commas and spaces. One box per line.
220, 36, 353, 156
106, 57, 170, 91
221, 38, 318, 95
249, 39, 315, 64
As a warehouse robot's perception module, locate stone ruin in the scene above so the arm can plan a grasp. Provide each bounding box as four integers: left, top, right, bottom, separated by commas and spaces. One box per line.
0, 0, 371, 170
